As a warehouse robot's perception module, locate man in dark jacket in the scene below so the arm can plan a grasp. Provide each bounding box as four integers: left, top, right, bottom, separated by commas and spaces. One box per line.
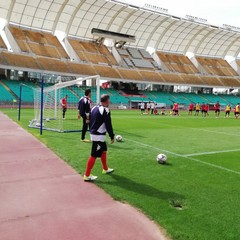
84, 94, 115, 182
78, 89, 91, 142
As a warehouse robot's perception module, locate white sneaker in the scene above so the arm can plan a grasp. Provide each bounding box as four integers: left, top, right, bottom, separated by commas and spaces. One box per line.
83, 174, 98, 181
102, 168, 114, 174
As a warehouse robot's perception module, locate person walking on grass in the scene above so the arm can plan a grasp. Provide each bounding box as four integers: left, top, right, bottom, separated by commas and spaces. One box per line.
188, 102, 194, 115
78, 89, 92, 142
84, 94, 115, 182
214, 101, 221, 118
225, 104, 231, 118
195, 102, 200, 116
61, 95, 68, 119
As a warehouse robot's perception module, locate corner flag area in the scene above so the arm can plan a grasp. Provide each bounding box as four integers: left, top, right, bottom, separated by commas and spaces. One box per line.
0, 112, 166, 240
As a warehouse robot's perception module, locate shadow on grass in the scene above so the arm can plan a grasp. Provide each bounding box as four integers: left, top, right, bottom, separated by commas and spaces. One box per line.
100, 174, 184, 201
115, 129, 145, 138
108, 144, 132, 150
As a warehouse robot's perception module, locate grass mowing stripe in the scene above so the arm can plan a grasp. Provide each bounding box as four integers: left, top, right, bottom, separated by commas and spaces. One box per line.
152, 121, 240, 137
184, 149, 240, 157
126, 138, 240, 176
198, 128, 240, 137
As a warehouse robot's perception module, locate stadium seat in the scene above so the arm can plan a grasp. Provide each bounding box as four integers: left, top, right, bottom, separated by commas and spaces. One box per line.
9, 26, 69, 59
117, 68, 143, 81
196, 56, 238, 76
1, 52, 40, 69
157, 52, 199, 74
117, 47, 158, 70
68, 39, 117, 66
94, 65, 122, 79
37, 57, 70, 73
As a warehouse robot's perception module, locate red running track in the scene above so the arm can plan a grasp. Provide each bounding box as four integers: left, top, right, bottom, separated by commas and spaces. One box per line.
0, 112, 167, 240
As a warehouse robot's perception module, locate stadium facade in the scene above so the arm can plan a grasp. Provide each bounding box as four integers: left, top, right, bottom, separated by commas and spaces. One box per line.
0, 0, 240, 104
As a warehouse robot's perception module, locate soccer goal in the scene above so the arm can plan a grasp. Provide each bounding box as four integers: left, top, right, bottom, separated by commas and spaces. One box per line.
29, 75, 100, 133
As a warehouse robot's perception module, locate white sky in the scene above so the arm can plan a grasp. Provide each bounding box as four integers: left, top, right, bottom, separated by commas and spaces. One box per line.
126, 0, 240, 27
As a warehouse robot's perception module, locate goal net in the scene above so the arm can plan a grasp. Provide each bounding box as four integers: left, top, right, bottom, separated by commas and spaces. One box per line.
29, 75, 100, 132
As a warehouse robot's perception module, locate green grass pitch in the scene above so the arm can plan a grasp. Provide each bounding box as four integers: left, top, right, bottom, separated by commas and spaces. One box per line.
2, 108, 240, 240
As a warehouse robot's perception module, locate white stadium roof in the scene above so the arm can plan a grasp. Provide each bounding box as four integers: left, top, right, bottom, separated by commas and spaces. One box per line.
0, 0, 240, 57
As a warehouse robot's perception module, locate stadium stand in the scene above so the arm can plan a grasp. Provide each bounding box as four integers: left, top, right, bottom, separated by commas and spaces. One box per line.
101, 88, 129, 104
181, 75, 204, 85
37, 57, 69, 73
219, 77, 240, 87
0, 52, 40, 69
140, 71, 163, 82
2, 80, 36, 103
68, 62, 97, 76
0, 81, 15, 102
1, 78, 239, 107
94, 65, 122, 79
117, 68, 144, 81
68, 39, 117, 65
0, 36, 7, 49
218, 94, 240, 105
196, 56, 238, 76
157, 52, 199, 74
118, 47, 159, 69
200, 76, 224, 86
159, 73, 184, 84
9, 26, 69, 59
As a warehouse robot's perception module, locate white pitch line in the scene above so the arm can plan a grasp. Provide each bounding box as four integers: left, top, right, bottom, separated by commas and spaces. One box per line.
126, 138, 240, 176
184, 149, 240, 157
198, 128, 240, 137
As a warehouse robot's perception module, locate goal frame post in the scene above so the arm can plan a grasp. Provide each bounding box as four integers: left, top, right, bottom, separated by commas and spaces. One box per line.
29, 75, 101, 134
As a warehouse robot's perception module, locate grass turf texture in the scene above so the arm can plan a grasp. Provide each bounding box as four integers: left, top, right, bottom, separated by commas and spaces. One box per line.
2, 108, 240, 240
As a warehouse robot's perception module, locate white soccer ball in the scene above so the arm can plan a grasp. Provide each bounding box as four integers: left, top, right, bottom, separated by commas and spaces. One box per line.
115, 135, 123, 142
46, 118, 50, 122
156, 153, 167, 164
36, 122, 44, 127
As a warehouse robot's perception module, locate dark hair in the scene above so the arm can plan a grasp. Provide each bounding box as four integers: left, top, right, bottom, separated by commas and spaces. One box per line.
101, 94, 110, 103
85, 89, 91, 96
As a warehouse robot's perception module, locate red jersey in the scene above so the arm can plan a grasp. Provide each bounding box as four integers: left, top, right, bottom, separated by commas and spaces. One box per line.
173, 103, 178, 110
215, 103, 220, 110
61, 98, 67, 108
205, 105, 209, 111
189, 103, 194, 110
201, 104, 205, 110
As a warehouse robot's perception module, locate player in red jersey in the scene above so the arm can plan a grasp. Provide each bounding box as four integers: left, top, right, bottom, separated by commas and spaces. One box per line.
61, 95, 68, 119
205, 104, 209, 117
214, 101, 220, 117
188, 102, 194, 115
201, 103, 206, 117
173, 103, 179, 116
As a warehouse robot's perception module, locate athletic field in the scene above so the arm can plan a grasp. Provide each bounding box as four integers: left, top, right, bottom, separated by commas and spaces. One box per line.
2, 108, 240, 240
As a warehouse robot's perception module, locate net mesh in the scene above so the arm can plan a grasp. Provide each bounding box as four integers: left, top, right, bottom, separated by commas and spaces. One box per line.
29, 76, 99, 132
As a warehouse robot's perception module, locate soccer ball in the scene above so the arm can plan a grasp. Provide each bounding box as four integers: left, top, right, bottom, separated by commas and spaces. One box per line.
156, 153, 167, 164
46, 118, 50, 122
36, 122, 44, 127
115, 135, 123, 142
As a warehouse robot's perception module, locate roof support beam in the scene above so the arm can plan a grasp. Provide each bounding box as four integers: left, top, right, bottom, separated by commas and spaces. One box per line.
154, 19, 178, 50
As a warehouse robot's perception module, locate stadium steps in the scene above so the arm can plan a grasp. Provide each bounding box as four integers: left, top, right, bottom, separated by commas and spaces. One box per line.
218, 95, 233, 105
218, 95, 239, 105
181, 93, 206, 104
198, 94, 209, 102
67, 86, 81, 99
0, 80, 19, 101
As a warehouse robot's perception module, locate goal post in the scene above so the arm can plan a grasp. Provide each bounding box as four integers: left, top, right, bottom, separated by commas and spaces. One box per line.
29, 75, 100, 133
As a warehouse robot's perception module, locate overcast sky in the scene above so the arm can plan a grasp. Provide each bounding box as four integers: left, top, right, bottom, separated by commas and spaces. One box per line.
125, 0, 240, 28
